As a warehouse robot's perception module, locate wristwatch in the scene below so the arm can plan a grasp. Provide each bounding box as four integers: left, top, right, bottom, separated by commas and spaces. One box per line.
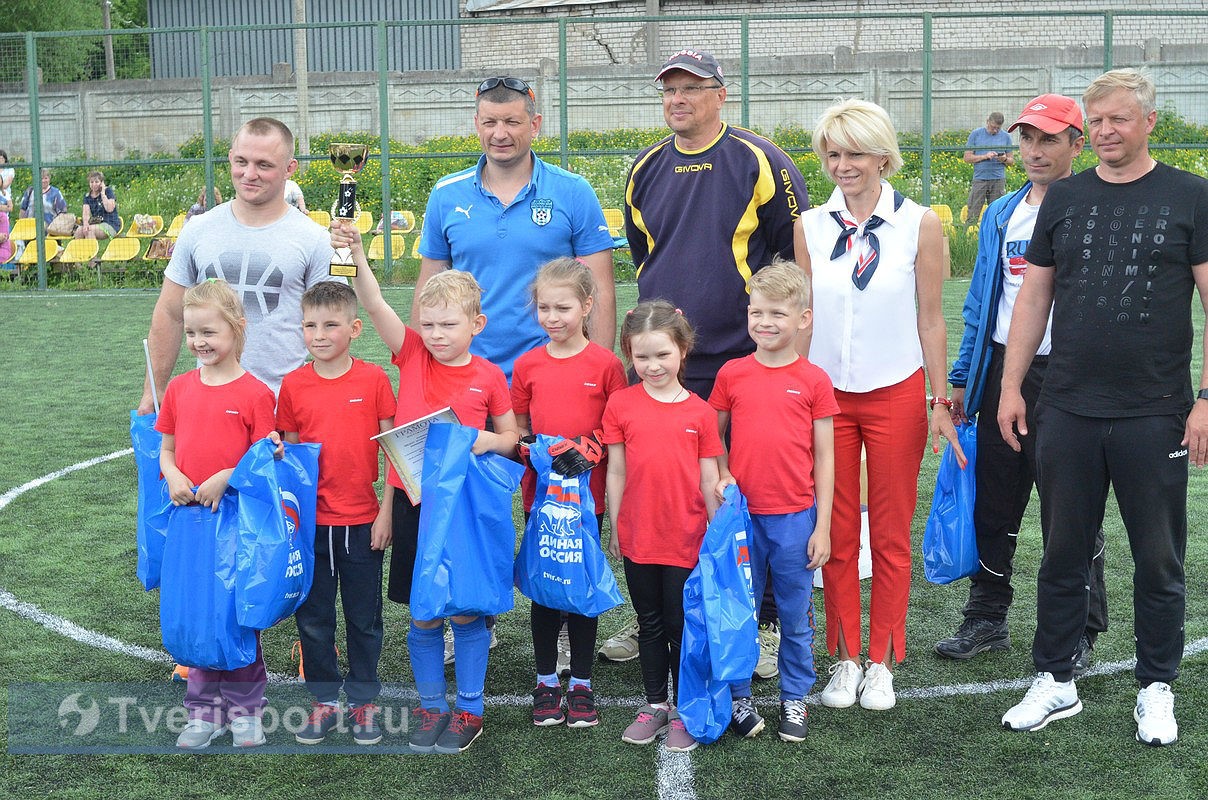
1198, 388, 1208, 402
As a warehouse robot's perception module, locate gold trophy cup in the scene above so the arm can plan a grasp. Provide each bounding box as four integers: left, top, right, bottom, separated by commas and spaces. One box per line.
329, 143, 369, 277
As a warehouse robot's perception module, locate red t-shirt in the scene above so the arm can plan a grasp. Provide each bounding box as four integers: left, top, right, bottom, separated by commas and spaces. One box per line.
511, 342, 627, 514
389, 327, 511, 491
155, 370, 276, 486
601, 384, 724, 568
277, 358, 397, 525
710, 354, 841, 515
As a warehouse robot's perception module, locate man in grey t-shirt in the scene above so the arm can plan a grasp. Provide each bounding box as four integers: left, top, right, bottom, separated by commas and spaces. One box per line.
139, 117, 336, 410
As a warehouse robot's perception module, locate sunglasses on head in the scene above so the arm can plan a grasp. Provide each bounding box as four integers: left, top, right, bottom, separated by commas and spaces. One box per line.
476, 76, 536, 103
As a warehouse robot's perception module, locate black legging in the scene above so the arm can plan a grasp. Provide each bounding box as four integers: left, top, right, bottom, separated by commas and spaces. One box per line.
623, 558, 692, 705
531, 603, 598, 680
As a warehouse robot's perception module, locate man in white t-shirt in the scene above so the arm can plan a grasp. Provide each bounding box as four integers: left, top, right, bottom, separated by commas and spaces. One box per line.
937, 95, 1106, 671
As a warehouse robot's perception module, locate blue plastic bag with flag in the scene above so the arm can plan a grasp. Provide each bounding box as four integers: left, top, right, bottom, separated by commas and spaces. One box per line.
677, 485, 759, 744
159, 489, 258, 670
923, 420, 979, 584
130, 410, 173, 591
514, 435, 622, 618
229, 439, 320, 630
411, 422, 525, 620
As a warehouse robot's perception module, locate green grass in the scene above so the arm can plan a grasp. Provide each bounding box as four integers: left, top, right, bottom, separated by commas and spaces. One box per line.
1, 284, 1205, 799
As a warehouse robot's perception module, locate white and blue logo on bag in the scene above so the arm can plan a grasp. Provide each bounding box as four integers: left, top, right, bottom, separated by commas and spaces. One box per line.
537, 479, 584, 565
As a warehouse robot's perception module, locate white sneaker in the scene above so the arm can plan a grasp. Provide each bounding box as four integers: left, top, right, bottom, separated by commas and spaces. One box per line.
175, 718, 227, 750
1135, 682, 1178, 746
1002, 672, 1082, 732
819, 660, 863, 708
230, 715, 266, 747
859, 662, 896, 710
556, 623, 572, 678
754, 622, 781, 680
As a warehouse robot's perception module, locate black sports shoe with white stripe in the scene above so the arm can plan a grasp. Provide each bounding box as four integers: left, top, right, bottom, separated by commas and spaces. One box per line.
730, 696, 765, 738
778, 699, 808, 742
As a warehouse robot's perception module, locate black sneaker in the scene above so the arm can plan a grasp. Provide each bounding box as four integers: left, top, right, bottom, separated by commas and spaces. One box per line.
778, 699, 808, 742
730, 696, 765, 738
532, 683, 565, 727
295, 702, 341, 745
1073, 635, 1094, 679
349, 703, 382, 745
434, 710, 484, 754
408, 707, 451, 754
934, 617, 1010, 659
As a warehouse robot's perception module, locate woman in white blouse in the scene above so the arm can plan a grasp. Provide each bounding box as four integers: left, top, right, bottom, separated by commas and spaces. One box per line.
794, 99, 964, 711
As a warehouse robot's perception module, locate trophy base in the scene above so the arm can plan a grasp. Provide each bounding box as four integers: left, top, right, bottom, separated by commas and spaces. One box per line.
330, 247, 357, 278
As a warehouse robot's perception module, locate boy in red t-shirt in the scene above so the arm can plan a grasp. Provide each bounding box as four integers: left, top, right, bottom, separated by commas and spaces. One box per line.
332, 219, 518, 755
710, 259, 839, 743
277, 282, 396, 746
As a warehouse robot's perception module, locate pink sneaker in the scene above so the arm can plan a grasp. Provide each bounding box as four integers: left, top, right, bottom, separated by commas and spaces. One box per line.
664, 710, 698, 752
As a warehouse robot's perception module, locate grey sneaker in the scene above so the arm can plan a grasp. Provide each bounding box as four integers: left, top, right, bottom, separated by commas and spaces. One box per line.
664, 710, 698, 752
730, 696, 765, 738
1073, 635, 1094, 679
349, 703, 382, 746
1002, 672, 1082, 732
175, 718, 227, 750
934, 617, 1010, 660
295, 702, 341, 745
621, 704, 669, 745
598, 617, 640, 662
230, 715, 265, 747
754, 622, 780, 680
409, 707, 451, 754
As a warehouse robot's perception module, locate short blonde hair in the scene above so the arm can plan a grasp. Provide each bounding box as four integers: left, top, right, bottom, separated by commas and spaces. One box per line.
418, 269, 482, 320
182, 279, 247, 359
811, 98, 904, 180
748, 258, 810, 310
1083, 68, 1156, 116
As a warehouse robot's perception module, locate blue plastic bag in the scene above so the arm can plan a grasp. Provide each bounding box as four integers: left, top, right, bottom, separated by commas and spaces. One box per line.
699, 485, 759, 681
514, 435, 622, 618
677, 486, 759, 744
130, 411, 172, 591
229, 439, 320, 630
159, 490, 258, 670
923, 421, 979, 584
411, 422, 525, 620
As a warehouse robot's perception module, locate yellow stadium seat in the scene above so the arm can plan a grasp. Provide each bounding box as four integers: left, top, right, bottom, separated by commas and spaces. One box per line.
166, 213, 187, 238
354, 211, 373, 234
130, 215, 164, 237
10, 218, 38, 241
101, 237, 142, 262
58, 238, 99, 263
18, 239, 61, 263
115, 216, 125, 236
308, 209, 332, 228
367, 233, 405, 262
930, 204, 953, 226
603, 207, 625, 238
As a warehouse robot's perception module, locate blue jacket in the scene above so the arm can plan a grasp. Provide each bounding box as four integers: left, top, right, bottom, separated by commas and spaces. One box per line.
947, 182, 1032, 416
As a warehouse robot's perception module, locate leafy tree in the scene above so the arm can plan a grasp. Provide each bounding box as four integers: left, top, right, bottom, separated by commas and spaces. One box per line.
0, 0, 150, 83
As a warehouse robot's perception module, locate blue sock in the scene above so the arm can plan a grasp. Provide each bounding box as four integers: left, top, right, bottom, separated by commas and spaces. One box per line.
451, 617, 489, 717
537, 672, 560, 688
569, 676, 592, 691
408, 622, 448, 713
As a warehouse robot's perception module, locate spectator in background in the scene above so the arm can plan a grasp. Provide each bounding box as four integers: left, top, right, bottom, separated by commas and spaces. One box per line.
185, 186, 223, 224
0, 208, 13, 267
20, 169, 67, 224
963, 112, 1014, 228
76, 170, 120, 240
284, 179, 308, 214
0, 150, 14, 211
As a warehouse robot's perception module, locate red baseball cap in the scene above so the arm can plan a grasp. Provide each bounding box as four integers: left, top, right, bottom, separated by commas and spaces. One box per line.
1009, 94, 1083, 135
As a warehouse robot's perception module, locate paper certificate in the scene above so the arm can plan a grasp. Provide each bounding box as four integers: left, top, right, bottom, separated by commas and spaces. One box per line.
372, 407, 459, 505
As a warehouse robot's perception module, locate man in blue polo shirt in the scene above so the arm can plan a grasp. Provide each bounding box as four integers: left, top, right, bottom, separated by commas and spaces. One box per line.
963, 112, 1014, 229
415, 76, 615, 379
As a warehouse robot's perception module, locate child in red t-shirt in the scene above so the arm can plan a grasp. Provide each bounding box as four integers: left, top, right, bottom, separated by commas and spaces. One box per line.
602, 300, 724, 754
276, 282, 396, 746
156, 279, 277, 750
512, 257, 626, 729
710, 259, 839, 743
333, 220, 518, 755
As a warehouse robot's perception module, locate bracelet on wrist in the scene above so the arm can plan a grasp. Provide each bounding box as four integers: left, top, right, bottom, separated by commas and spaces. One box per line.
928, 396, 953, 410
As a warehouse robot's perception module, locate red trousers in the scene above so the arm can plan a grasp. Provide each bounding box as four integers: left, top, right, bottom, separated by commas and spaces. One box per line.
821, 369, 927, 664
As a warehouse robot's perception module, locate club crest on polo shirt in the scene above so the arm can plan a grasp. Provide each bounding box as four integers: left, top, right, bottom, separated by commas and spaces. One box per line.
531, 198, 554, 226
